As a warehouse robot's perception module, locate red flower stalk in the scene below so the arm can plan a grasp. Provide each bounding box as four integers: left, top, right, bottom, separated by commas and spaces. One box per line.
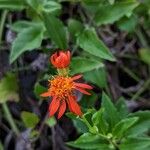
50, 51, 71, 69
41, 74, 92, 119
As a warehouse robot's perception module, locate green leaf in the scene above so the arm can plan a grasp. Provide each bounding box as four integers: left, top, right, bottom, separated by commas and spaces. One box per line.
66, 112, 89, 133
68, 19, 84, 41
46, 117, 56, 127
84, 67, 107, 88
127, 111, 150, 136
34, 82, 47, 98
77, 28, 115, 61
25, 0, 41, 10
139, 48, 150, 65
10, 20, 39, 32
117, 15, 138, 32
92, 108, 109, 134
94, 0, 139, 25
101, 92, 119, 130
73, 116, 89, 134
119, 137, 150, 150
116, 97, 129, 119
10, 24, 44, 63
42, 0, 61, 14
0, 73, 19, 103
82, 0, 102, 14
80, 92, 98, 108
112, 117, 138, 139
21, 111, 39, 128
0, 0, 26, 10
42, 12, 67, 49
66, 112, 88, 133
70, 57, 104, 75
67, 133, 109, 150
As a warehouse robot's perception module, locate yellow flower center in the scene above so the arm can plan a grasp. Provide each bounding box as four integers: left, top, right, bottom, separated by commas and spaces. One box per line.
48, 76, 74, 99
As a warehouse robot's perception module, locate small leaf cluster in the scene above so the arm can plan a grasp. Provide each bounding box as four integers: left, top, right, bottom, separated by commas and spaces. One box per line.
67, 93, 150, 150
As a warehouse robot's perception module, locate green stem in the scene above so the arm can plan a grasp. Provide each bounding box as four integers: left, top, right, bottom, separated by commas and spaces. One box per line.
81, 115, 92, 129
136, 28, 149, 48
0, 10, 8, 44
131, 78, 150, 101
2, 103, 19, 135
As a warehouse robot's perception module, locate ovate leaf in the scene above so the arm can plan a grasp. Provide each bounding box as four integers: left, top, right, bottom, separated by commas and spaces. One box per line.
34, 82, 47, 98
68, 19, 84, 41
70, 57, 104, 75
82, 0, 101, 14
10, 24, 44, 63
42, 0, 61, 14
101, 92, 119, 129
10, 20, 39, 32
127, 111, 150, 136
42, 12, 67, 49
116, 97, 129, 119
112, 117, 138, 139
66, 113, 88, 133
117, 15, 138, 32
77, 28, 115, 61
94, 0, 139, 25
0, 73, 19, 103
84, 67, 107, 88
21, 111, 39, 128
67, 133, 109, 150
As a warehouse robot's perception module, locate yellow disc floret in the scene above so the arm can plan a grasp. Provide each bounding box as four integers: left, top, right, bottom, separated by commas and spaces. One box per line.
48, 76, 74, 99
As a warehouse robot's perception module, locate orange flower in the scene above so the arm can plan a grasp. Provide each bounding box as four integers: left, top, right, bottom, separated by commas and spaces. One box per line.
41, 74, 93, 119
50, 51, 71, 69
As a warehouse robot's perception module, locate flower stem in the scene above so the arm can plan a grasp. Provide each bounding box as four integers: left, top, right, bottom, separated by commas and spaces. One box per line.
2, 103, 19, 135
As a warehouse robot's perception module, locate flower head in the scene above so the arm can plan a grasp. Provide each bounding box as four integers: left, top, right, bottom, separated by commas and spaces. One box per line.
41, 50, 92, 119
41, 74, 92, 119
50, 51, 71, 69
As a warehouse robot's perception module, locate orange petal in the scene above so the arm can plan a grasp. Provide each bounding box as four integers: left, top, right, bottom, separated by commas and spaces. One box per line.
57, 100, 66, 119
74, 83, 93, 89
56, 55, 62, 64
49, 97, 60, 117
68, 96, 82, 116
74, 87, 91, 95
72, 74, 83, 81
61, 54, 68, 67
40, 91, 51, 97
